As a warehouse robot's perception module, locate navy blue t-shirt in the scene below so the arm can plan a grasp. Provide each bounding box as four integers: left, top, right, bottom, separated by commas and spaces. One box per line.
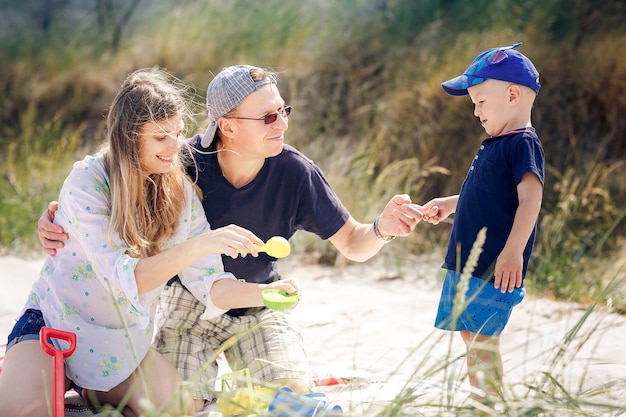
443, 128, 545, 281
187, 135, 350, 285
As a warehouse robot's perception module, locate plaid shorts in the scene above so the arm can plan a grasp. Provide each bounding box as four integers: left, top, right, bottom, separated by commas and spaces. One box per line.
153, 280, 310, 400
435, 269, 525, 336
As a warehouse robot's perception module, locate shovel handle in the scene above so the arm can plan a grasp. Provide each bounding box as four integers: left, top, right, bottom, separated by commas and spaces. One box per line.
40, 327, 77, 417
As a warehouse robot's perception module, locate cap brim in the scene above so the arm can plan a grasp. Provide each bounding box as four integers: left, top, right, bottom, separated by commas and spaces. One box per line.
441, 74, 485, 96
200, 121, 218, 148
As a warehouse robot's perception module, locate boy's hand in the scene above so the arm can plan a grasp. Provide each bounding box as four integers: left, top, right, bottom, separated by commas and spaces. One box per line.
494, 252, 523, 293
38, 201, 69, 255
422, 195, 458, 225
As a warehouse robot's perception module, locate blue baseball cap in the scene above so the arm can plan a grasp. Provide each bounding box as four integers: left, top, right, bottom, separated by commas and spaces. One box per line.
441, 42, 540, 96
201, 65, 277, 148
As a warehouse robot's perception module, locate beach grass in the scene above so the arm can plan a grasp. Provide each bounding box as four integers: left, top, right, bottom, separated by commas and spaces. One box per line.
1, 1, 625, 415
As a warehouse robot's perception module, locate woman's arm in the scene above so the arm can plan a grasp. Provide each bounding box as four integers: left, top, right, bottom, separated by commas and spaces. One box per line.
134, 223, 261, 294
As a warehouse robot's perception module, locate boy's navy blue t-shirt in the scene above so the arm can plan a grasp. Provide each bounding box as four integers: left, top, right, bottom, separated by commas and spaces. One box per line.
443, 128, 545, 281
185, 135, 349, 285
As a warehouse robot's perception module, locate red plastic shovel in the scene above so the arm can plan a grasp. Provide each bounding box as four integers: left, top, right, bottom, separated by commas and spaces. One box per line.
40, 327, 77, 417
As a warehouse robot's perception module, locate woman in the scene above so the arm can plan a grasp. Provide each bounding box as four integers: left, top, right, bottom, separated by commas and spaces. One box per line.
0, 68, 297, 416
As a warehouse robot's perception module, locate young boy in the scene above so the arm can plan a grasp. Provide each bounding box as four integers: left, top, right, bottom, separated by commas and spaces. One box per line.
422, 43, 545, 402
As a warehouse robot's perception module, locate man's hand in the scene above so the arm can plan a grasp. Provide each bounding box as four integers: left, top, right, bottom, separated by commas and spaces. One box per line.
377, 194, 424, 237
38, 201, 68, 256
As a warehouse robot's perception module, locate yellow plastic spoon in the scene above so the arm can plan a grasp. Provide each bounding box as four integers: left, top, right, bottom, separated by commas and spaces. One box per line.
255, 236, 291, 258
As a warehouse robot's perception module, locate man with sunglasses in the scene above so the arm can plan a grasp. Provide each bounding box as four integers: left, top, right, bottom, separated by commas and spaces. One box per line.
38, 65, 423, 410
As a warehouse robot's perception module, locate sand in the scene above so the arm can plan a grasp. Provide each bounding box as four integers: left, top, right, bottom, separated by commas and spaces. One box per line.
1, 253, 625, 415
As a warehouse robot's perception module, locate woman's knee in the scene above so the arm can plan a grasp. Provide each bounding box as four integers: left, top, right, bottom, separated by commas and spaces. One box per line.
132, 349, 194, 413
0, 340, 57, 416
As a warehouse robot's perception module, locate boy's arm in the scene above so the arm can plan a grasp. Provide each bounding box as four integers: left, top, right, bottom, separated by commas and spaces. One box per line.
422, 195, 459, 224
494, 172, 543, 293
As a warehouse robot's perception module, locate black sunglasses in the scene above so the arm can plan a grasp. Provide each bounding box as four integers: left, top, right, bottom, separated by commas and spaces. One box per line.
229, 106, 292, 125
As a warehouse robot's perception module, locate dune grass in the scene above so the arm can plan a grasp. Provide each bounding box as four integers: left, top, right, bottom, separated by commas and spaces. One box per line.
1, 0, 625, 415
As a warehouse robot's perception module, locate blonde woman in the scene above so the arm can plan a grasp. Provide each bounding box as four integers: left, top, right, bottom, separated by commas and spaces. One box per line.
0, 68, 294, 416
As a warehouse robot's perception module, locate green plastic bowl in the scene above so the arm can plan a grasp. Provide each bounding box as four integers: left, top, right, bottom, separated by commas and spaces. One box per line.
262, 289, 299, 311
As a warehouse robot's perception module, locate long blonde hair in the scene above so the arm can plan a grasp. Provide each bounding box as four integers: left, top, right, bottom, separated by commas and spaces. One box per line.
103, 68, 196, 258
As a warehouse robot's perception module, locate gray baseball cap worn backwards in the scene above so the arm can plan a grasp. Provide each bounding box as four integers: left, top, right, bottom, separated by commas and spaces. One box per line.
441, 42, 540, 96
201, 65, 277, 148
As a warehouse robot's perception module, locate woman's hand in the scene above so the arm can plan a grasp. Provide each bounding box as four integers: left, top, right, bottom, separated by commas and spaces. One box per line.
200, 224, 264, 259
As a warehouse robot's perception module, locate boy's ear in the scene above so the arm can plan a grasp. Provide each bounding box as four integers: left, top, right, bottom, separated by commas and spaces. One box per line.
508, 84, 522, 105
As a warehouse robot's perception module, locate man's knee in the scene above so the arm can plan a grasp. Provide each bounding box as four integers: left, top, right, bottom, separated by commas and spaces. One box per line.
270, 377, 311, 394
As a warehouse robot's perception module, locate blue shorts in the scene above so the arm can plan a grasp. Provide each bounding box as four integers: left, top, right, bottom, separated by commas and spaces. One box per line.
6, 308, 46, 351
435, 270, 525, 336
6, 308, 84, 394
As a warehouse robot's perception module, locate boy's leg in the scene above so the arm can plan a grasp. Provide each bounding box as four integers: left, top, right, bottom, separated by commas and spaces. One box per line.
460, 330, 503, 397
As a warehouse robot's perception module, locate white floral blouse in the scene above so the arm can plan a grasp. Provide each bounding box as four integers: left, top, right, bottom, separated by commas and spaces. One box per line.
22, 155, 235, 391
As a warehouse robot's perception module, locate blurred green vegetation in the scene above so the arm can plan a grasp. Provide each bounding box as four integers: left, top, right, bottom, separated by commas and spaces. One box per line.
1, 0, 625, 308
